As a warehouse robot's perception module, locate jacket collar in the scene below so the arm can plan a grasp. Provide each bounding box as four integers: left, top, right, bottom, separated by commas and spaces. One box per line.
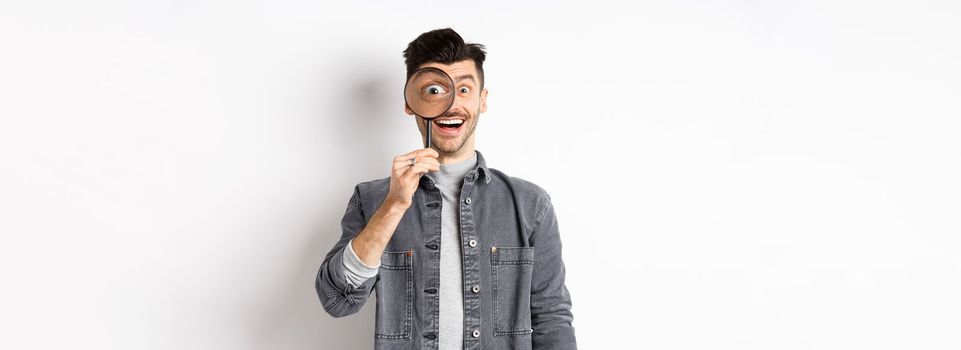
473, 150, 492, 184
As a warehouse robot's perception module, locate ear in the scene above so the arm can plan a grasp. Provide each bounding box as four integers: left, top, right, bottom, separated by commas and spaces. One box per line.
479, 88, 488, 113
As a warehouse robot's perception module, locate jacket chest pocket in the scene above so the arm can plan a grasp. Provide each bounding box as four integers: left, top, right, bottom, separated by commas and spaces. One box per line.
490, 246, 535, 336
374, 250, 413, 340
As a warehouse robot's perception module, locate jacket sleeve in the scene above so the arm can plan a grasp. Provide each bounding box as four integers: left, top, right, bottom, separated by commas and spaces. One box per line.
315, 185, 378, 318
529, 195, 578, 349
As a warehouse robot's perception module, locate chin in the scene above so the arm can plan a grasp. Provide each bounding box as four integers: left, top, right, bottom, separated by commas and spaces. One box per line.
435, 141, 464, 153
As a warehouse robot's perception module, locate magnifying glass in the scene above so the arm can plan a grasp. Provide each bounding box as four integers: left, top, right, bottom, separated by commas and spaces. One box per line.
404, 67, 455, 149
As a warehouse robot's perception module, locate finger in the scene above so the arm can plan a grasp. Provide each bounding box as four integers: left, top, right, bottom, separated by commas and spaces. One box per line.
401, 167, 425, 181
393, 154, 418, 164
397, 148, 439, 160
419, 158, 440, 171
403, 163, 433, 178
393, 156, 418, 170
393, 151, 440, 170
403, 157, 439, 172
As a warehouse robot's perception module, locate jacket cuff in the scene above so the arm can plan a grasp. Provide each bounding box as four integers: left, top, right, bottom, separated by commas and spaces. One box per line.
342, 238, 380, 287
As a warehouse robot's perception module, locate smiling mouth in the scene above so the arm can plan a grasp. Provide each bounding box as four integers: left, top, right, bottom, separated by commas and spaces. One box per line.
432, 117, 465, 134
436, 118, 463, 127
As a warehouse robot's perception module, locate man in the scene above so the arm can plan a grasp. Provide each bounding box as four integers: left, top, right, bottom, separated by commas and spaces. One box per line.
315, 28, 577, 350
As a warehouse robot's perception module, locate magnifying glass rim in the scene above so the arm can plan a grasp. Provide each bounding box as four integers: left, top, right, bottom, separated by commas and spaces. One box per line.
403, 66, 456, 119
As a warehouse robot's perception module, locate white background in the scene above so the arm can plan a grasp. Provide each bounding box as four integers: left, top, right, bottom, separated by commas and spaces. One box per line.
1, 1, 959, 349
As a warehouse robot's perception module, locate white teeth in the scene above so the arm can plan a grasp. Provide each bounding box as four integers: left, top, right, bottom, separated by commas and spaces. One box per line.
437, 119, 464, 125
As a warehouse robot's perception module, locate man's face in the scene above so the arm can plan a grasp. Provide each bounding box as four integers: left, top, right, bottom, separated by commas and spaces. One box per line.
405, 59, 488, 154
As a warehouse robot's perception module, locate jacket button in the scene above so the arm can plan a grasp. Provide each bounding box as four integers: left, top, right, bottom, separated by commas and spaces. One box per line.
424, 288, 437, 294
425, 243, 438, 250
472, 329, 480, 338
468, 239, 477, 247
464, 197, 472, 204
472, 285, 480, 293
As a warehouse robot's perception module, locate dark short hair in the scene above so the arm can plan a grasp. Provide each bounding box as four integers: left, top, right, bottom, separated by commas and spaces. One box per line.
403, 28, 487, 87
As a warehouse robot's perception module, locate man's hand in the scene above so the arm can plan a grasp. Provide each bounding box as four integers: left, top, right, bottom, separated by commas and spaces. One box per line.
350, 148, 439, 267
386, 148, 440, 209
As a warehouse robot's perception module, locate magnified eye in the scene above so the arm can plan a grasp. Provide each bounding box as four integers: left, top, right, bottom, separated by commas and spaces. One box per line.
459, 87, 470, 94
425, 84, 447, 95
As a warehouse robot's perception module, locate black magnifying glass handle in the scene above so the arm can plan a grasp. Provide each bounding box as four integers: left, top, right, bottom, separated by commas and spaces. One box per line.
425, 119, 432, 149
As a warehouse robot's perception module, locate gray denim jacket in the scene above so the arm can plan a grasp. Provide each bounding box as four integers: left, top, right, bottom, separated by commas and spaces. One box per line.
315, 150, 577, 350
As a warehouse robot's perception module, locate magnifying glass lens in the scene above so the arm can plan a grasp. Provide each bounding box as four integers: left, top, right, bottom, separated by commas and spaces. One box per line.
404, 68, 455, 118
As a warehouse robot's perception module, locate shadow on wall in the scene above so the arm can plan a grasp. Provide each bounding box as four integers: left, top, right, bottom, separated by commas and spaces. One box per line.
251, 52, 409, 349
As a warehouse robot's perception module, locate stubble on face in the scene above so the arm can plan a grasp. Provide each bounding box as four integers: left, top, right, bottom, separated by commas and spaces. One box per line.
422, 107, 479, 154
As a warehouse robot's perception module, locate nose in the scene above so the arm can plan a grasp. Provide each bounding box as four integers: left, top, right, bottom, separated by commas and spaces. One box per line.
446, 93, 468, 117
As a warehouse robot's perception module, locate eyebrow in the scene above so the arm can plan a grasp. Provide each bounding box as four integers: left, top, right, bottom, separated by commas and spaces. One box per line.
453, 74, 476, 84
